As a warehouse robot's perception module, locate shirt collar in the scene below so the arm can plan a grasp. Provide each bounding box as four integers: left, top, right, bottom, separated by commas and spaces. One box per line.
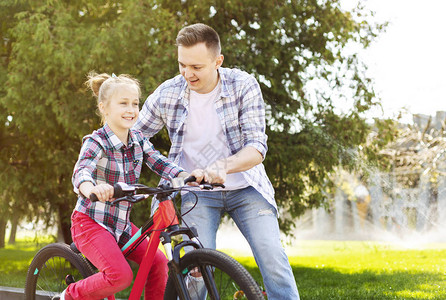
178, 78, 189, 100
103, 123, 137, 150
217, 68, 231, 98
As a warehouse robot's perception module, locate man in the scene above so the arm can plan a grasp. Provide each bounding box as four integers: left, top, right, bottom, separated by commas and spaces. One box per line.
134, 23, 299, 300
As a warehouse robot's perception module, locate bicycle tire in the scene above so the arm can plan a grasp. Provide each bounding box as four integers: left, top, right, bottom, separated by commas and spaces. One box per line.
25, 243, 95, 300
164, 248, 264, 300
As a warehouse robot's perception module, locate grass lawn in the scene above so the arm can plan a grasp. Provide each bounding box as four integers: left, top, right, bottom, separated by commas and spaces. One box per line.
0, 237, 54, 287
231, 240, 446, 299
1, 239, 445, 299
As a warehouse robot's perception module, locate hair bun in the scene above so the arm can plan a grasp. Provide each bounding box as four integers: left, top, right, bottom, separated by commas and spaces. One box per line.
85, 72, 110, 98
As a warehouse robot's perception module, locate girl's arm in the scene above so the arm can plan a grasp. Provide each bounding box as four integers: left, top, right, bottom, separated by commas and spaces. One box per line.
72, 136, 104, 198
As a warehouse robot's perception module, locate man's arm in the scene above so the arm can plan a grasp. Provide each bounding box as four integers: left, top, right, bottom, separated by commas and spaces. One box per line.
203, 74, 267, 184
203, 146, 262, 184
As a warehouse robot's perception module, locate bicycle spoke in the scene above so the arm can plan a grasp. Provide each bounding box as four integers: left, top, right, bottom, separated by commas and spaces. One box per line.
178, 263, 250, 300
35, 256, 81, 297
26, 244, 94, 300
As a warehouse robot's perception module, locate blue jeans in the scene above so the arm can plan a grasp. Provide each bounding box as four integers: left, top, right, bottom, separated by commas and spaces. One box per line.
181, 186, 300, 300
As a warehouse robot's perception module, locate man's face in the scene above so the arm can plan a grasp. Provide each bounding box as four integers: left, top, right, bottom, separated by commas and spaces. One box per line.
178, 42, 223, 94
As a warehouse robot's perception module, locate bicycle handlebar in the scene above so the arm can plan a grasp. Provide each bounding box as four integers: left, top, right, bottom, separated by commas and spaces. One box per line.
89, 176, 225, 203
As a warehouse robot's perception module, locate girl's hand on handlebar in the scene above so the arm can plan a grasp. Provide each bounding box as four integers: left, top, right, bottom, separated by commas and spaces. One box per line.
89, 183, 114, 202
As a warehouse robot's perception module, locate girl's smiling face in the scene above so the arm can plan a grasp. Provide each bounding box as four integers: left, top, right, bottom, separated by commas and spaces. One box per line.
100, 83, 140, 136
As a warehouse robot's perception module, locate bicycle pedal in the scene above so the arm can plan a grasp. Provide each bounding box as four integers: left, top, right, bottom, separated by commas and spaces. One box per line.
233, 290, 245, 299
65, 274, 75, 285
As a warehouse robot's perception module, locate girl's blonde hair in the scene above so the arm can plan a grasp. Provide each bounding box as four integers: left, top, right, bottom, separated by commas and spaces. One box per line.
85, 72, 141, 124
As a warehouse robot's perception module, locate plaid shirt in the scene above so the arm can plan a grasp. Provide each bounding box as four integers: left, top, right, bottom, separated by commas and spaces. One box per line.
134, 67, 276, 210
72, 123, 183, 244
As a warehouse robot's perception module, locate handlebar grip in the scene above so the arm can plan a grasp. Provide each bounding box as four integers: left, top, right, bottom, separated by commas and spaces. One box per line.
184, 176, 197, 184
89, 183, 124, 202
183, 176, 225, 188
184, 176, 208, 184
90, 193, 99, 202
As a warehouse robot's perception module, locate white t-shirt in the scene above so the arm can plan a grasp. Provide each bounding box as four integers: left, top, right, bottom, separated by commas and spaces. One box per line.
180, 81, 249, 190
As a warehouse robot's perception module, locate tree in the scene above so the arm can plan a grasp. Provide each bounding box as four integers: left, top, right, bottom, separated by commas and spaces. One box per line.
158, 0, 390, 232
1, 0, 393, 239
0, 0, 32, 247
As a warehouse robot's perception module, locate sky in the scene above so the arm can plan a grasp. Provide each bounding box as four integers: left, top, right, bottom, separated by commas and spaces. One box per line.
342, 0, 446, 123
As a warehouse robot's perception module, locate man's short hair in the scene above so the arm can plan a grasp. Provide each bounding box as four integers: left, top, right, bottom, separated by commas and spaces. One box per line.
176, 23, 221, 57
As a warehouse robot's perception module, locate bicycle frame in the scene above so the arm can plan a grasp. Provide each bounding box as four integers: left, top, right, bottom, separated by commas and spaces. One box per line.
102, 195, 177, 300
111, 191, 203, 300
26, 180, 262, 300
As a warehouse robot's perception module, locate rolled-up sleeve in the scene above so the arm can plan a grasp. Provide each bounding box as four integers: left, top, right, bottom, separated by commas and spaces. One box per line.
72, 137, 102, 194
239, 76, 268, 159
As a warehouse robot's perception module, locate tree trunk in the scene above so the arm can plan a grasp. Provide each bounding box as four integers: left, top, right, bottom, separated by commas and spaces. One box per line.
58, 205, 72, 244
0, 220, 6, 248
8, 215, 19, 244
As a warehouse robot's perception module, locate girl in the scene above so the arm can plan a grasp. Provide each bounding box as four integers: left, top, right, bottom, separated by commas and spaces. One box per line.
62, 72, 193, 300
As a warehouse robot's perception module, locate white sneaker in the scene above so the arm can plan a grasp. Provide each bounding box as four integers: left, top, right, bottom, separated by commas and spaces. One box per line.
185, 272, 206, 299
51, 288, 66, 300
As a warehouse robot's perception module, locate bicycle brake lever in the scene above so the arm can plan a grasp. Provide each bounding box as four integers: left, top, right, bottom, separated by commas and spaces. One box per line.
200, 183, 213, 190
111, 196, 130, 205
199, 183, 226, 190
111, 194, 148, 205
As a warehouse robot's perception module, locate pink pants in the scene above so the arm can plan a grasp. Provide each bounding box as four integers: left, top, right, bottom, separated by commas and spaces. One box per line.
68, 211, 168, 300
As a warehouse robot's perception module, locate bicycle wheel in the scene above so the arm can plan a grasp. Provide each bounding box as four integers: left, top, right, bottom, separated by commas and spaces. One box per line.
164, 248, 264, 300
25, 243, 95, 300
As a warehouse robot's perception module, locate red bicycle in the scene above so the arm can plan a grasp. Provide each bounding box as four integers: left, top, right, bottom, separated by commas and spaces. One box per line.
25, 176, 265, 299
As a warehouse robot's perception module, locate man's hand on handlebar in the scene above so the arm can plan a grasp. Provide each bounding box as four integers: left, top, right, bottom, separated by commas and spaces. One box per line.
189, 169, 205, 186
204, 160, 227, 184
175, 169, 206, 187
177, 162, 228, 186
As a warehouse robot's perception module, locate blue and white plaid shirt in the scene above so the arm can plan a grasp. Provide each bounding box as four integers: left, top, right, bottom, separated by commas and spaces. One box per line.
134, 67, 276, 210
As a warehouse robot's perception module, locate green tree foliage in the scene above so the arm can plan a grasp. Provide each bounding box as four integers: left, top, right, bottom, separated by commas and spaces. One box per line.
0, 0, 394, 240
0, 0, 31, 247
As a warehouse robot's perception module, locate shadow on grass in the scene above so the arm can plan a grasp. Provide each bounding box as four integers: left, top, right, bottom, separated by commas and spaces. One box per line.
240, 263, 445, 300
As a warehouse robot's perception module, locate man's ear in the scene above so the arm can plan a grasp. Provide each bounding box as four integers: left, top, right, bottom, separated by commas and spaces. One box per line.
215, 54, 224, 69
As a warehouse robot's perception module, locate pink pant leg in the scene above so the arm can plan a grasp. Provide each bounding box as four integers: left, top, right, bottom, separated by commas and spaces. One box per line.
69, 212, 133, 300
127, 223, 168, 300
